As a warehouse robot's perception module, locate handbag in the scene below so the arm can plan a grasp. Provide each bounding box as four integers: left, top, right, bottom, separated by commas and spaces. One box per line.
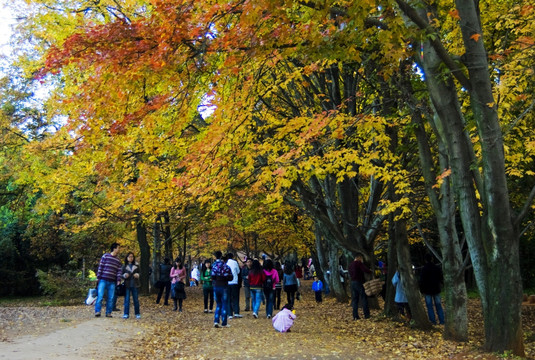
85, 288, 97, 305
116, 282, 126, 297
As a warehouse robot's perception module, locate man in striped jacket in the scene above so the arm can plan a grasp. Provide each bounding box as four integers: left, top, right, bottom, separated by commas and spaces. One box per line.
95, 242, 122, 318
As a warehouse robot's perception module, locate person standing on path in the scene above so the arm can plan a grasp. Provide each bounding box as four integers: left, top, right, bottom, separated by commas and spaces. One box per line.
156, 258, 172, 306
241, 258, 253, 312
248, 259, 265, 319
211, 251, 233, 328
348, 253, 371, 320
282, 263, 298, 308
226, 253, 242, 318
201, 259, 214, 313
312, 276, 323, 303
170, 258, 187, 312
95, 242, 122, 318
263, 259, 280, 319
274, 261, 283, 310
420, 254, 445, 325
122, 252, 141, 319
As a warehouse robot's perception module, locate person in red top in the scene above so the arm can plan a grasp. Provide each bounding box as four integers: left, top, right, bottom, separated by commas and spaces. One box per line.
348, 253, 372, 320
248, 259, 265, 318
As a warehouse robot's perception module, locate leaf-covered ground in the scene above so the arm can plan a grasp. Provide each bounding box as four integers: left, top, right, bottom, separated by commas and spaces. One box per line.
118, 281, 535, 359
1, 281, 534, 359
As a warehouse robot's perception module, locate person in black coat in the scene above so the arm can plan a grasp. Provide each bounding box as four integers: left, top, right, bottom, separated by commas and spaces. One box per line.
156, 258, 172, 305
420, 254, 445, 325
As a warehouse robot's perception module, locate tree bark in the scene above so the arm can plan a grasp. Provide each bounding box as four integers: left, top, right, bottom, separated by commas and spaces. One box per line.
137, 220, 150, 295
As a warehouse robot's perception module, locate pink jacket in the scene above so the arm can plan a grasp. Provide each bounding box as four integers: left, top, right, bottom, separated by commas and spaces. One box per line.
170, 266, 187, 284
263, 268, 280, 290
272, 308, 296, 332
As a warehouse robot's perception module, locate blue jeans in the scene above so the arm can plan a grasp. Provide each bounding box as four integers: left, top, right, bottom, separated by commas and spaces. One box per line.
251, 288, 262, 314
264, 289, 274, 317
351, 280, 369, 319
95, 280, 116, 315
124, 287, 140, 317
213, 286, 229, 326
425, 294, 445, 324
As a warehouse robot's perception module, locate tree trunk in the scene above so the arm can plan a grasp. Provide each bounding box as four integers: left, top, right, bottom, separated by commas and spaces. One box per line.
454, 1, 524, 354
152, 218, 160, 292
384, 213, 398, 317
412, 104, 468, 340
327, 240, 349, 302
137, 220, 150, 295
395, 211, 433, 330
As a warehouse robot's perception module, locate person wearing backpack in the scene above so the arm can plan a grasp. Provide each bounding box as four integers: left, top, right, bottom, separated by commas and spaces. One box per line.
282, 262, 298, 307
211, 251, 233, 328
248, 259, 265, 318
262, 259, 279, 319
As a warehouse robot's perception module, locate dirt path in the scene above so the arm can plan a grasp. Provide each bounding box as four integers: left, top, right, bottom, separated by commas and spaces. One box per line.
0, 306, 144, 360
0, 317, 143, 360
2, 284, 533, 359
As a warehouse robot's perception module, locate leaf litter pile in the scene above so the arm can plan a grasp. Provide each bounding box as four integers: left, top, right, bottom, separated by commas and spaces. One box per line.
1, 281, 534, 359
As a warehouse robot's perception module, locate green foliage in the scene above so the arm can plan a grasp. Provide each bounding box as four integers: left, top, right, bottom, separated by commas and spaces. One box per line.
35, 265, 93, 302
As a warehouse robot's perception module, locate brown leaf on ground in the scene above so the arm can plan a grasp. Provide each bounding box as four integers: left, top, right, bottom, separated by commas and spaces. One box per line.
1, 282, 534, 359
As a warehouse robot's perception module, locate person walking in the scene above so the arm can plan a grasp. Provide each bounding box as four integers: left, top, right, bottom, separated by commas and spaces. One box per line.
122, 252, 141, 319
241, 258, 253, 311
201, 259, 214, 313
420, 254, 445, 325
170, 258, 187, 312
226, 253, 242, 319
274, 261, 283, 310
156, 258, 172, 306
348, 253, 372, 320
248, 259, 265, 319
263, 259, 279, 319
211, 251, 233, 328
95, 243, 122, 318
282, 262, 298, 307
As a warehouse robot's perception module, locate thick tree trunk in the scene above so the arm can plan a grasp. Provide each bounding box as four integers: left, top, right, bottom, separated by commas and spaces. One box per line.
384, 213, 398, 317
454, 1, 524, 354
395, 211, 432, 330
327, 241, 349, 302
412, 105, 468, 340
137, 221, 150, 295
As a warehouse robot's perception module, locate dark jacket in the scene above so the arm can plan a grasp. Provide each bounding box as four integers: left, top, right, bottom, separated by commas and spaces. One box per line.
159, 263, 172, 282
419, 262, 443, 295
348, 259, 371, 283
122, 263, 141, 288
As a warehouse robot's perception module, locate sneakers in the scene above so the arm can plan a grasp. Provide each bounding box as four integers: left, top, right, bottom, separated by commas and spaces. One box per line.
136, 315, 141, 319
95, 312, 101, 317
253, 313, 258, 319
222, 324, 231, 328
209, 309, 213, 313
228, 316, 233, 319
105, 313, 113, 318
214, 323, 220, 328
234, 314, 243, 318
267, 315, 271, 319
204, 309, 208, 313
123, 314, 129, 319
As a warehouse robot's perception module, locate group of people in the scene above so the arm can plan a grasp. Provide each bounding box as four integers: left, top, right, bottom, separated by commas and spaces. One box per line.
93, 243, 444, 329
349, 252, 445, 325
153, 251, 309, 329
93, 242, 142, 319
